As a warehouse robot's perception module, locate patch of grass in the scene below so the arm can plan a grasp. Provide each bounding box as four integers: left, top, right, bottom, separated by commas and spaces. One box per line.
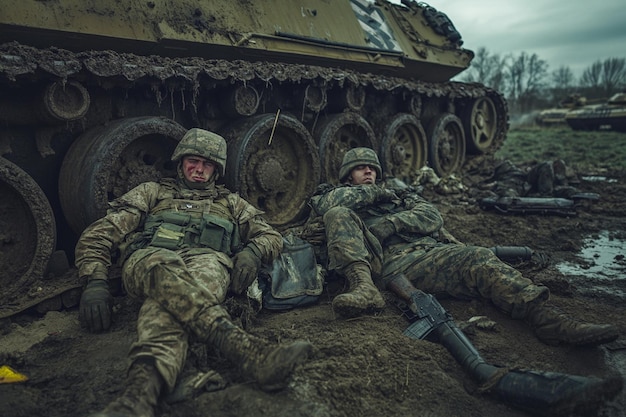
496, 126, 626, 172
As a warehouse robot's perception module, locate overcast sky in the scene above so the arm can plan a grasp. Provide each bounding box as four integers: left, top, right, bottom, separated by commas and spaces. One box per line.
391, 0, 626, 80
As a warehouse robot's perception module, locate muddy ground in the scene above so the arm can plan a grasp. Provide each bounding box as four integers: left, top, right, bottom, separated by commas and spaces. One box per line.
1, 155, 625, 417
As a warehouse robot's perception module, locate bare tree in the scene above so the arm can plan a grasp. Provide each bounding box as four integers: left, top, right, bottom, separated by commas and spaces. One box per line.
506, 52, 548, 113
549, 66, 576, 105
580, 61, 603, 93
580, 58, 625, 98
460, 47, 508, 91
601, 57, 626, 95
552, 66, 574, 89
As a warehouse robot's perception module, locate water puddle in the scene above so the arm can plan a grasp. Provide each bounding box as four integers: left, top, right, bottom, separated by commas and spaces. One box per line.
556, 230, 626, 302
556, 230, 626, 415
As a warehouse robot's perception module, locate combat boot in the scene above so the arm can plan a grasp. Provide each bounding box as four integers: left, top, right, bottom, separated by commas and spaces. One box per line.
332, 262, 385, 318
89, 358, 163, 417
207, 317, 312, 391
526, 302, 619, 346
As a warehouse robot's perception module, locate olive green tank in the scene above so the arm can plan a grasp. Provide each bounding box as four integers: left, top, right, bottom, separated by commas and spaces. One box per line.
0, 0, 508, 317
564, 92, 626, 132
535, 94, 587, 127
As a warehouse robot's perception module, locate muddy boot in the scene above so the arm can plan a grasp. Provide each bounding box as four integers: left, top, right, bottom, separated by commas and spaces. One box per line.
89, 358, 163, 417
332, 262, 385, 318
207, 317, 313, 391
526, 302, 619, 346
494, 369, 624, 416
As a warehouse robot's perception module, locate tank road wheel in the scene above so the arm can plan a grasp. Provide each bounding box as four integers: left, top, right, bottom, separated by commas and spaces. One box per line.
379, 113, 427, 183
427, 113, 466, 177
315, 112, 376, 184
298, 85, 328, 113
220, 85, 260, 117
59, 117, 186, 234
0, 157, 56, 300
461, 96, 498, 154
221, 113, 320, 227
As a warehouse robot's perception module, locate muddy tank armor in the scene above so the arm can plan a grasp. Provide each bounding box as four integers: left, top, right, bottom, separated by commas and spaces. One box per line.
0, 0, 508, 317
564, 92, 626, 132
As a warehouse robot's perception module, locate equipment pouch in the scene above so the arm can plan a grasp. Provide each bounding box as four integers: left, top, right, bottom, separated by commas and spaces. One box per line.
199, 214, 236, 255
150, 223, 186, 250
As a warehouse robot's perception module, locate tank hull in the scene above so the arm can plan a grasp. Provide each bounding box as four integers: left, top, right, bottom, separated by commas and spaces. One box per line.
565, 95, 626, 132
0, 0, 508, 317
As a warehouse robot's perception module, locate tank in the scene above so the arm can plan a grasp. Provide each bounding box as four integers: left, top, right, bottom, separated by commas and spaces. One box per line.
0, 0, 508, 318
535, 94, 586, 127
565, 92, 626, 132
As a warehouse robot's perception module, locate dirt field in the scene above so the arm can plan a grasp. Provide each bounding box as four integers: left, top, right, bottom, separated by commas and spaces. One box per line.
1, 152, 625, 417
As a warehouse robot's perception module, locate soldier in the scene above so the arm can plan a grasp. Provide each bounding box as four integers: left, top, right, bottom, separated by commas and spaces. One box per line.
301, 147, 618, 348
76, 128, 313, 417
489, 159, 580, 198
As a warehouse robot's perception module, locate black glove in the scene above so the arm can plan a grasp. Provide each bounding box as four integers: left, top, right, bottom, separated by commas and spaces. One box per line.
369, 220, 396, 243
79, 272, 112, 333
231, 248, 262, 295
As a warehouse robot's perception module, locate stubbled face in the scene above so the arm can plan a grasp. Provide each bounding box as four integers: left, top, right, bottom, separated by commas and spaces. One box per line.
182, 155, 216, 183
349, 164, 377, 185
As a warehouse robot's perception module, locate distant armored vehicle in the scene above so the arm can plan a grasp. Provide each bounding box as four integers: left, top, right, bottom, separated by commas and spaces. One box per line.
535, 94, 586, 127
565, 92, 626, 132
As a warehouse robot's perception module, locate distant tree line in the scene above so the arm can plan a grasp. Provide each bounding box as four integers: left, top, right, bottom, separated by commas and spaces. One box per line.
458, 48, 626, 115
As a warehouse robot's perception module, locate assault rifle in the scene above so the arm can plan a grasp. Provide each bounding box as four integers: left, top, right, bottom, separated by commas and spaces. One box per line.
479, 193, 599, 216
387, 273, 622, 417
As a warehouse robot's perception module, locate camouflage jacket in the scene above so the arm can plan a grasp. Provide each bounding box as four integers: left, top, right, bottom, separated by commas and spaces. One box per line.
308, 181, 444, 247
75, 178, 282, 278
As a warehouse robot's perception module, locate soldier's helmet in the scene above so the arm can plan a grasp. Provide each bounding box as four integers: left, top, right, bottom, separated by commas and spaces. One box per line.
339, 147, 382, 182
171, 128, 227, 176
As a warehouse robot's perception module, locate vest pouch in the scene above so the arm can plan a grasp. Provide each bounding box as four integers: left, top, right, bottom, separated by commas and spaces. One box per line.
149, 223, 186, 250
199, 214, 235, 254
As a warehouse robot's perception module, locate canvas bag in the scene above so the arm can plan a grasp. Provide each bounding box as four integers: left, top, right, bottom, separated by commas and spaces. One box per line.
258, 234, 324, 311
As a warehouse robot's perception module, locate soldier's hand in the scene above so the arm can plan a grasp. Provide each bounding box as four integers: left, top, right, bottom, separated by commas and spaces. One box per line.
376, 186, 398, 202
231, 248, 262, 295
369, 220, 396, 243
79, 274, 112, 333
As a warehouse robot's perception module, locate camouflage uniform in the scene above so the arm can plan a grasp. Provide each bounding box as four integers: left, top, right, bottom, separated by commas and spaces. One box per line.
305, 181, 548, 319
76, 130, 313, 417
75, 176, 282, 391
304, 147, 617, 347
492, 159, 579, 198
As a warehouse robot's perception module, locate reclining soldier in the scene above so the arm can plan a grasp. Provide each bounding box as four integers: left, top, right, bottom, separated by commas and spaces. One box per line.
301, 147, 618, 348
76, 128, 313, 417
486, 158, 580, 198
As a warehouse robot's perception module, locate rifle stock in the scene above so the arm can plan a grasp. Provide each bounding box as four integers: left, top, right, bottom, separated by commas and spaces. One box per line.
387, 273, 623, 417
479, 196, 577, 216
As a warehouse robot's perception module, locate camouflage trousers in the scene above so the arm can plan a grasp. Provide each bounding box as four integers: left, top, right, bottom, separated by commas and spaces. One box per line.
122, 246, 233, 390
382, 243, 550, 319
322, 206, 383, 277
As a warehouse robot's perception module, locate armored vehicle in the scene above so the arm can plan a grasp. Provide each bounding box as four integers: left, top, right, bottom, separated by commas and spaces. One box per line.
565, 92, 626, 132
535, 94, 586, 127
0, 0, 508, 317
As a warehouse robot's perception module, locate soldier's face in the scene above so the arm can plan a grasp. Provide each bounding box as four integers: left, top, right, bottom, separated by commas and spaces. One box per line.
349, 165, 377, 185
182, 155, 216, 183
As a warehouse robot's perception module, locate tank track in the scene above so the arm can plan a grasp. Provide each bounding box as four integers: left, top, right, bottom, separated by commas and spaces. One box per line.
0, 41, 508, 151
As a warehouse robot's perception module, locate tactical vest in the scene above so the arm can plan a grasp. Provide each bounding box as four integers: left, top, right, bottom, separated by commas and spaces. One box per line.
127, 197, 241, 256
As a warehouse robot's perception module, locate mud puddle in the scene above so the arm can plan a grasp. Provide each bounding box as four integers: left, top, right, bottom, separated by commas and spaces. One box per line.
556, 230, 626, 302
